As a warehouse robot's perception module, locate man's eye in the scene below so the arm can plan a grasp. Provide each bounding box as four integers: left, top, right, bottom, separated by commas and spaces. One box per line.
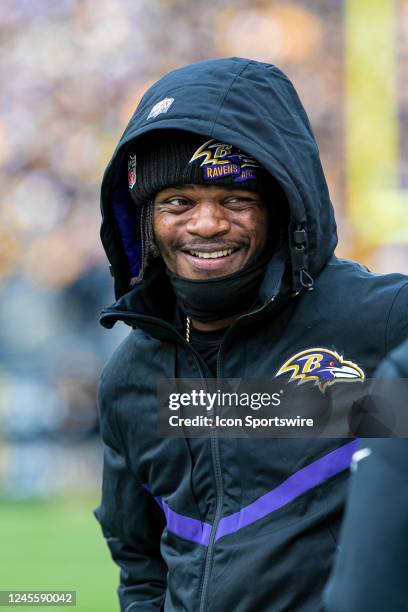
164, 198, 189, 206
225, 197, 243, 204
224, 197, 260, 206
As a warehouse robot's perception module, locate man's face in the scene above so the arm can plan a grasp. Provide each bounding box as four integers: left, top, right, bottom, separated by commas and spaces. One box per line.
152, 184, 269, 280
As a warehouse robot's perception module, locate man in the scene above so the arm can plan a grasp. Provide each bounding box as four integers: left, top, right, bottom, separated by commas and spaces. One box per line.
95, 58, 408, 611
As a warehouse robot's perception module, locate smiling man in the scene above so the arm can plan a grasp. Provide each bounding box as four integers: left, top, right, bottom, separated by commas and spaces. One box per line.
128, 130, 285, 340
153, 182, 270, 336
153, 184, 268, 281
95, 58, 408, 612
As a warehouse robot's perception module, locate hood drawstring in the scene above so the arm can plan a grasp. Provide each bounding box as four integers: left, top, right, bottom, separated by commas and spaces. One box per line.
292, 227, 314, 294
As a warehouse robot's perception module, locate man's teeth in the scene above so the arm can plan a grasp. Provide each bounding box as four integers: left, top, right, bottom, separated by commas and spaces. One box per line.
189, 249, 234, 259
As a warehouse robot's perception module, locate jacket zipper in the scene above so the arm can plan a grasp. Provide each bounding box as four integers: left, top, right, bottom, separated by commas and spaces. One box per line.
198, 404, 223, 612
198, 295, 276, 612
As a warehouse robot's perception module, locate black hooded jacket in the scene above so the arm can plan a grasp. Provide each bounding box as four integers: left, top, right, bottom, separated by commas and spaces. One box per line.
95, 58, 408, 612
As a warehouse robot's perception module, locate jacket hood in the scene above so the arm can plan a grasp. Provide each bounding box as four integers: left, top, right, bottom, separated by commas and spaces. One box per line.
100, 57, 337, 305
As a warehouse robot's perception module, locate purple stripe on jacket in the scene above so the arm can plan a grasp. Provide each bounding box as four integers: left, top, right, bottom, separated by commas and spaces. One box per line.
215, 440, 358, 541
143, 440, 358, 546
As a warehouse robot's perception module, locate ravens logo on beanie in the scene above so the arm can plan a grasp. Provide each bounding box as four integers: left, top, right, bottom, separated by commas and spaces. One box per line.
127, 130, 280, 207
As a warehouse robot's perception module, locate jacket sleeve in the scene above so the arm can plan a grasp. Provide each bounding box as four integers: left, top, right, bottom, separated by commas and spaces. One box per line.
94, 380, 167, 612
385, 280, 408, 353
323, 439, 408, 612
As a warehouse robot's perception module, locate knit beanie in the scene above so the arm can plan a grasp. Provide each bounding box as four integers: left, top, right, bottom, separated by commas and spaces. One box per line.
127, 130, 280, 206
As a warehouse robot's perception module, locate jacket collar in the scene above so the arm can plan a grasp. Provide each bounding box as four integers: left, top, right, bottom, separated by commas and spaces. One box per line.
99, 246, 293, 340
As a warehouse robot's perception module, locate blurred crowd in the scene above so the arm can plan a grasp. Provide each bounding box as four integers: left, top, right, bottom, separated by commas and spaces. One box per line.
0, 0, 406, 496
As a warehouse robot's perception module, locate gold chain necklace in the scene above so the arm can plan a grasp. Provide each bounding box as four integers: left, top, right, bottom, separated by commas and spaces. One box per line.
185, 315, 191, 342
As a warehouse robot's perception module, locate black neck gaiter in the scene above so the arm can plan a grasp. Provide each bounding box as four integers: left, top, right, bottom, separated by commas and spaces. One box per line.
167, 253, 270, 323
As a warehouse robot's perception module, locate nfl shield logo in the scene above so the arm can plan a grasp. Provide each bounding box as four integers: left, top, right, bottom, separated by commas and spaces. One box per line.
147, 97, 174, 120
128, 155, 137, 189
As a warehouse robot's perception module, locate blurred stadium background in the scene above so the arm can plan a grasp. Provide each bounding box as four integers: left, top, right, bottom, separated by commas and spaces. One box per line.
0, 0, 407, 610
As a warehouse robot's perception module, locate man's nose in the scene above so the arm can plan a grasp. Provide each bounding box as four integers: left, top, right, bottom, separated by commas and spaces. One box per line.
185, 202, 230, 237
